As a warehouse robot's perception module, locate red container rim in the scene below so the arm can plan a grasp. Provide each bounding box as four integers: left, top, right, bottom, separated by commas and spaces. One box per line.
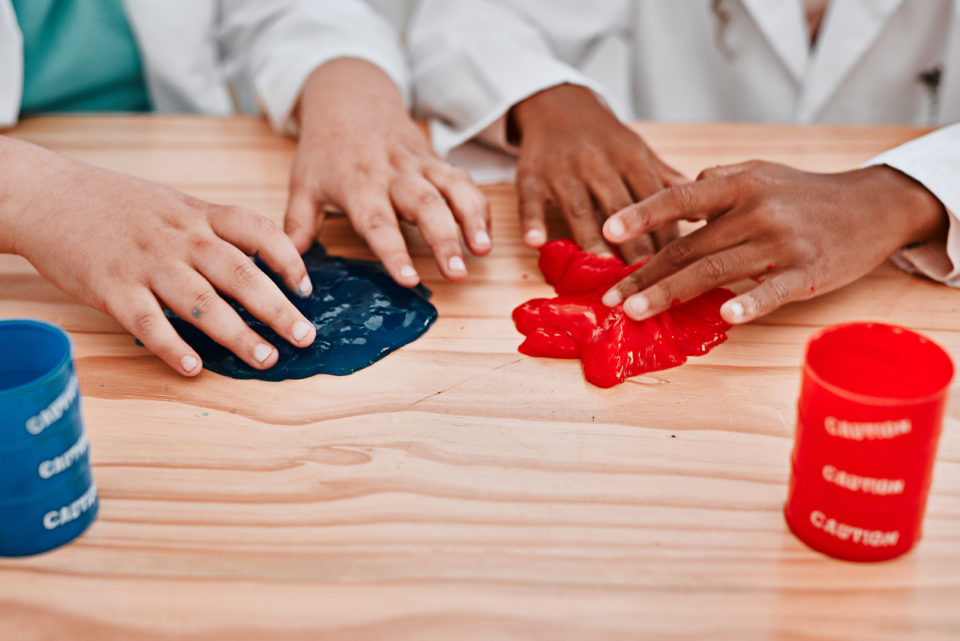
804, 322, 954, 407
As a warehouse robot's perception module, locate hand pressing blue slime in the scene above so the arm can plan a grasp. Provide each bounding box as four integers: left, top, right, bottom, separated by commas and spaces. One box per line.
165, 244, 437, 381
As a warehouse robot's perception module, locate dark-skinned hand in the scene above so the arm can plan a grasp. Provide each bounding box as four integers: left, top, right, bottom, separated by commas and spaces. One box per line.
600, 161, 948, 323
509, 83, 687, 263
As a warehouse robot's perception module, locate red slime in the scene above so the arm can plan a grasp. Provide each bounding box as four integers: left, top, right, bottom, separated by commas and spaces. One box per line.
512, 239, 736, 388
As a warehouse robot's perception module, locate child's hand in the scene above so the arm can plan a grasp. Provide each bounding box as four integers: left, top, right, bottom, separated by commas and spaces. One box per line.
1, 137, 317, 376
600, 161, 948, 323
509, 83, 687, 263
285, 58, 491, 287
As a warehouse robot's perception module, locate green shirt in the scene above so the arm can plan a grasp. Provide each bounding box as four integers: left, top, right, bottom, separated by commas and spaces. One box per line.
13, 0, 152, 115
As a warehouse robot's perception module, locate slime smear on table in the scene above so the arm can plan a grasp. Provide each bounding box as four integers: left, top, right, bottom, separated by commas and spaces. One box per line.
165, 244, 437, 381
512, 239, 735, 388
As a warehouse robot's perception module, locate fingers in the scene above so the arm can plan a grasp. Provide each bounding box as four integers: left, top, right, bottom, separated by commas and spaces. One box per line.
615, 245, 764, 322
106, 289, 202, 376
553, 178, 612, 257
390, 176, 468, 281
587, 173, 655, 263
603, 179, 738, 245
601, 214, 747, 306
153, 270, 280, 370
652, 222, 681, 251
211, 206, 313, 298
425, 163, 492, 256
517, 172, 549, 247
721, 270, 808, 324
192, 244, 316, 349
339, 191, 420, 287
283, 183, 322, 254
622, 157, 663, 202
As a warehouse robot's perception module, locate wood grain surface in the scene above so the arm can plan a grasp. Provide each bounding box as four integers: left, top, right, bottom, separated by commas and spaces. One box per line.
1, 116, 959, 641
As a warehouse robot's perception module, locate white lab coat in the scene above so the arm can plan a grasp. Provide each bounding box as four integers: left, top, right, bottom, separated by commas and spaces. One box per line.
0, 0, 408, 134
409, 0, 960, 286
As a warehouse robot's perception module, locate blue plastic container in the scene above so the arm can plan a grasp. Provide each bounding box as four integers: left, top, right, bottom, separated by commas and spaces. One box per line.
0, 320, 98, 556
0, 464, 98, 557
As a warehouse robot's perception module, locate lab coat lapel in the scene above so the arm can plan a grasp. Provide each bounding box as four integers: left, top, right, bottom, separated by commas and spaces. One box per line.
800, 0, 906, 121
0, 0, 22, 128
739, 0, 808, 82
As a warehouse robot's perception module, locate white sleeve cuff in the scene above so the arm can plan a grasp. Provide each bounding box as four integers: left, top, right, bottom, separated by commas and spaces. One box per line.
257, 46, 410, 137
862, 124, 960, 286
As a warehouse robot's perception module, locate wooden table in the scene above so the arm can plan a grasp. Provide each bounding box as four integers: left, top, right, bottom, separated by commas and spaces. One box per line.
1, 116, 958, 640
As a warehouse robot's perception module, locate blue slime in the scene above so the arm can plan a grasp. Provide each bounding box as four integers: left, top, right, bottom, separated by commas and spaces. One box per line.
164, 244, 437, 381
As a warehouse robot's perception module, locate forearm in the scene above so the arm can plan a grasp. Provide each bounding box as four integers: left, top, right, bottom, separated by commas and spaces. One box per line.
0, 136, 58, 255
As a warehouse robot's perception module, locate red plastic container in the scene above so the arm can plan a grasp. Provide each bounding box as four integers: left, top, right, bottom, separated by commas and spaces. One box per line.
784, 322, 953, 561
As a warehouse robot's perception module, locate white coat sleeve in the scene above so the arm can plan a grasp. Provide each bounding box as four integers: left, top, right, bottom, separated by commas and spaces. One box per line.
864, 123, 960, 286
408, 0, 630, 156
218, 0, 409, 136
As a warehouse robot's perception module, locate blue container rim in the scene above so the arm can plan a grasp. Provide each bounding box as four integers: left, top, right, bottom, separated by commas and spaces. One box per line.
0, 319, 73, 398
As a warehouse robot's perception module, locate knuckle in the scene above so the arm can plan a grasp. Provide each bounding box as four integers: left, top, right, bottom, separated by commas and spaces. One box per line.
732, 170, 762, 193
669, 184, 695, 214
664, 236, 694, 266
189, 232, 216, 252
442, 165, 472, 183
696, 166, 719, 182
554, 175, 583, 195
252, 214, 279, 235
131, 310, 162, 339
767, 277, 792, 306
229, 259, 260, 289
624, 270, 645, 291
566, 200, 595, 221
624, 206, 650, 232
700, 255, 728, 281
190, 289, 220, 317
220, 205, 250, 221
414, 187, 443, 208
360, 209, 395, 234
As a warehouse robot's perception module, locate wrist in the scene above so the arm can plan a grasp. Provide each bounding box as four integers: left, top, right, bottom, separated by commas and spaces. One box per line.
861, 165, 948, 247
0, 137, 52, 255
508, 83, 607, 145
294, 58, 407, 136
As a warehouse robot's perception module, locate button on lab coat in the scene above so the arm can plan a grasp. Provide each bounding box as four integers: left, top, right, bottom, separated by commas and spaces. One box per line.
0, 0, 408, 134
409, 0, 960, 285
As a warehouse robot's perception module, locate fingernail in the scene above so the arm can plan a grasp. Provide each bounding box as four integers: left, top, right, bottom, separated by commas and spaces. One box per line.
725, 300, 745, 322
181, 354, 199, 373
292, 321, 313, 343
296, 274, 313, 298
525, 229, 546, 246
448, 255, 467, 273
624, 295, 649, 319
602, 290, 623, 307
474, 230, 491, 248
400, 265, 418, 280
605, 217, 625, 240
254, 343, 274, 364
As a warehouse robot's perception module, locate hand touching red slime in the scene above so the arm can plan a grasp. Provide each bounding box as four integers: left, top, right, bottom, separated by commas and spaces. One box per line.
512, 240, 735, 387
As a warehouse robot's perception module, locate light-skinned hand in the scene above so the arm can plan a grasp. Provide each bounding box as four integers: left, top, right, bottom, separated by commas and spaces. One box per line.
0, 136, 317, 376
285, 58, 491, 287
